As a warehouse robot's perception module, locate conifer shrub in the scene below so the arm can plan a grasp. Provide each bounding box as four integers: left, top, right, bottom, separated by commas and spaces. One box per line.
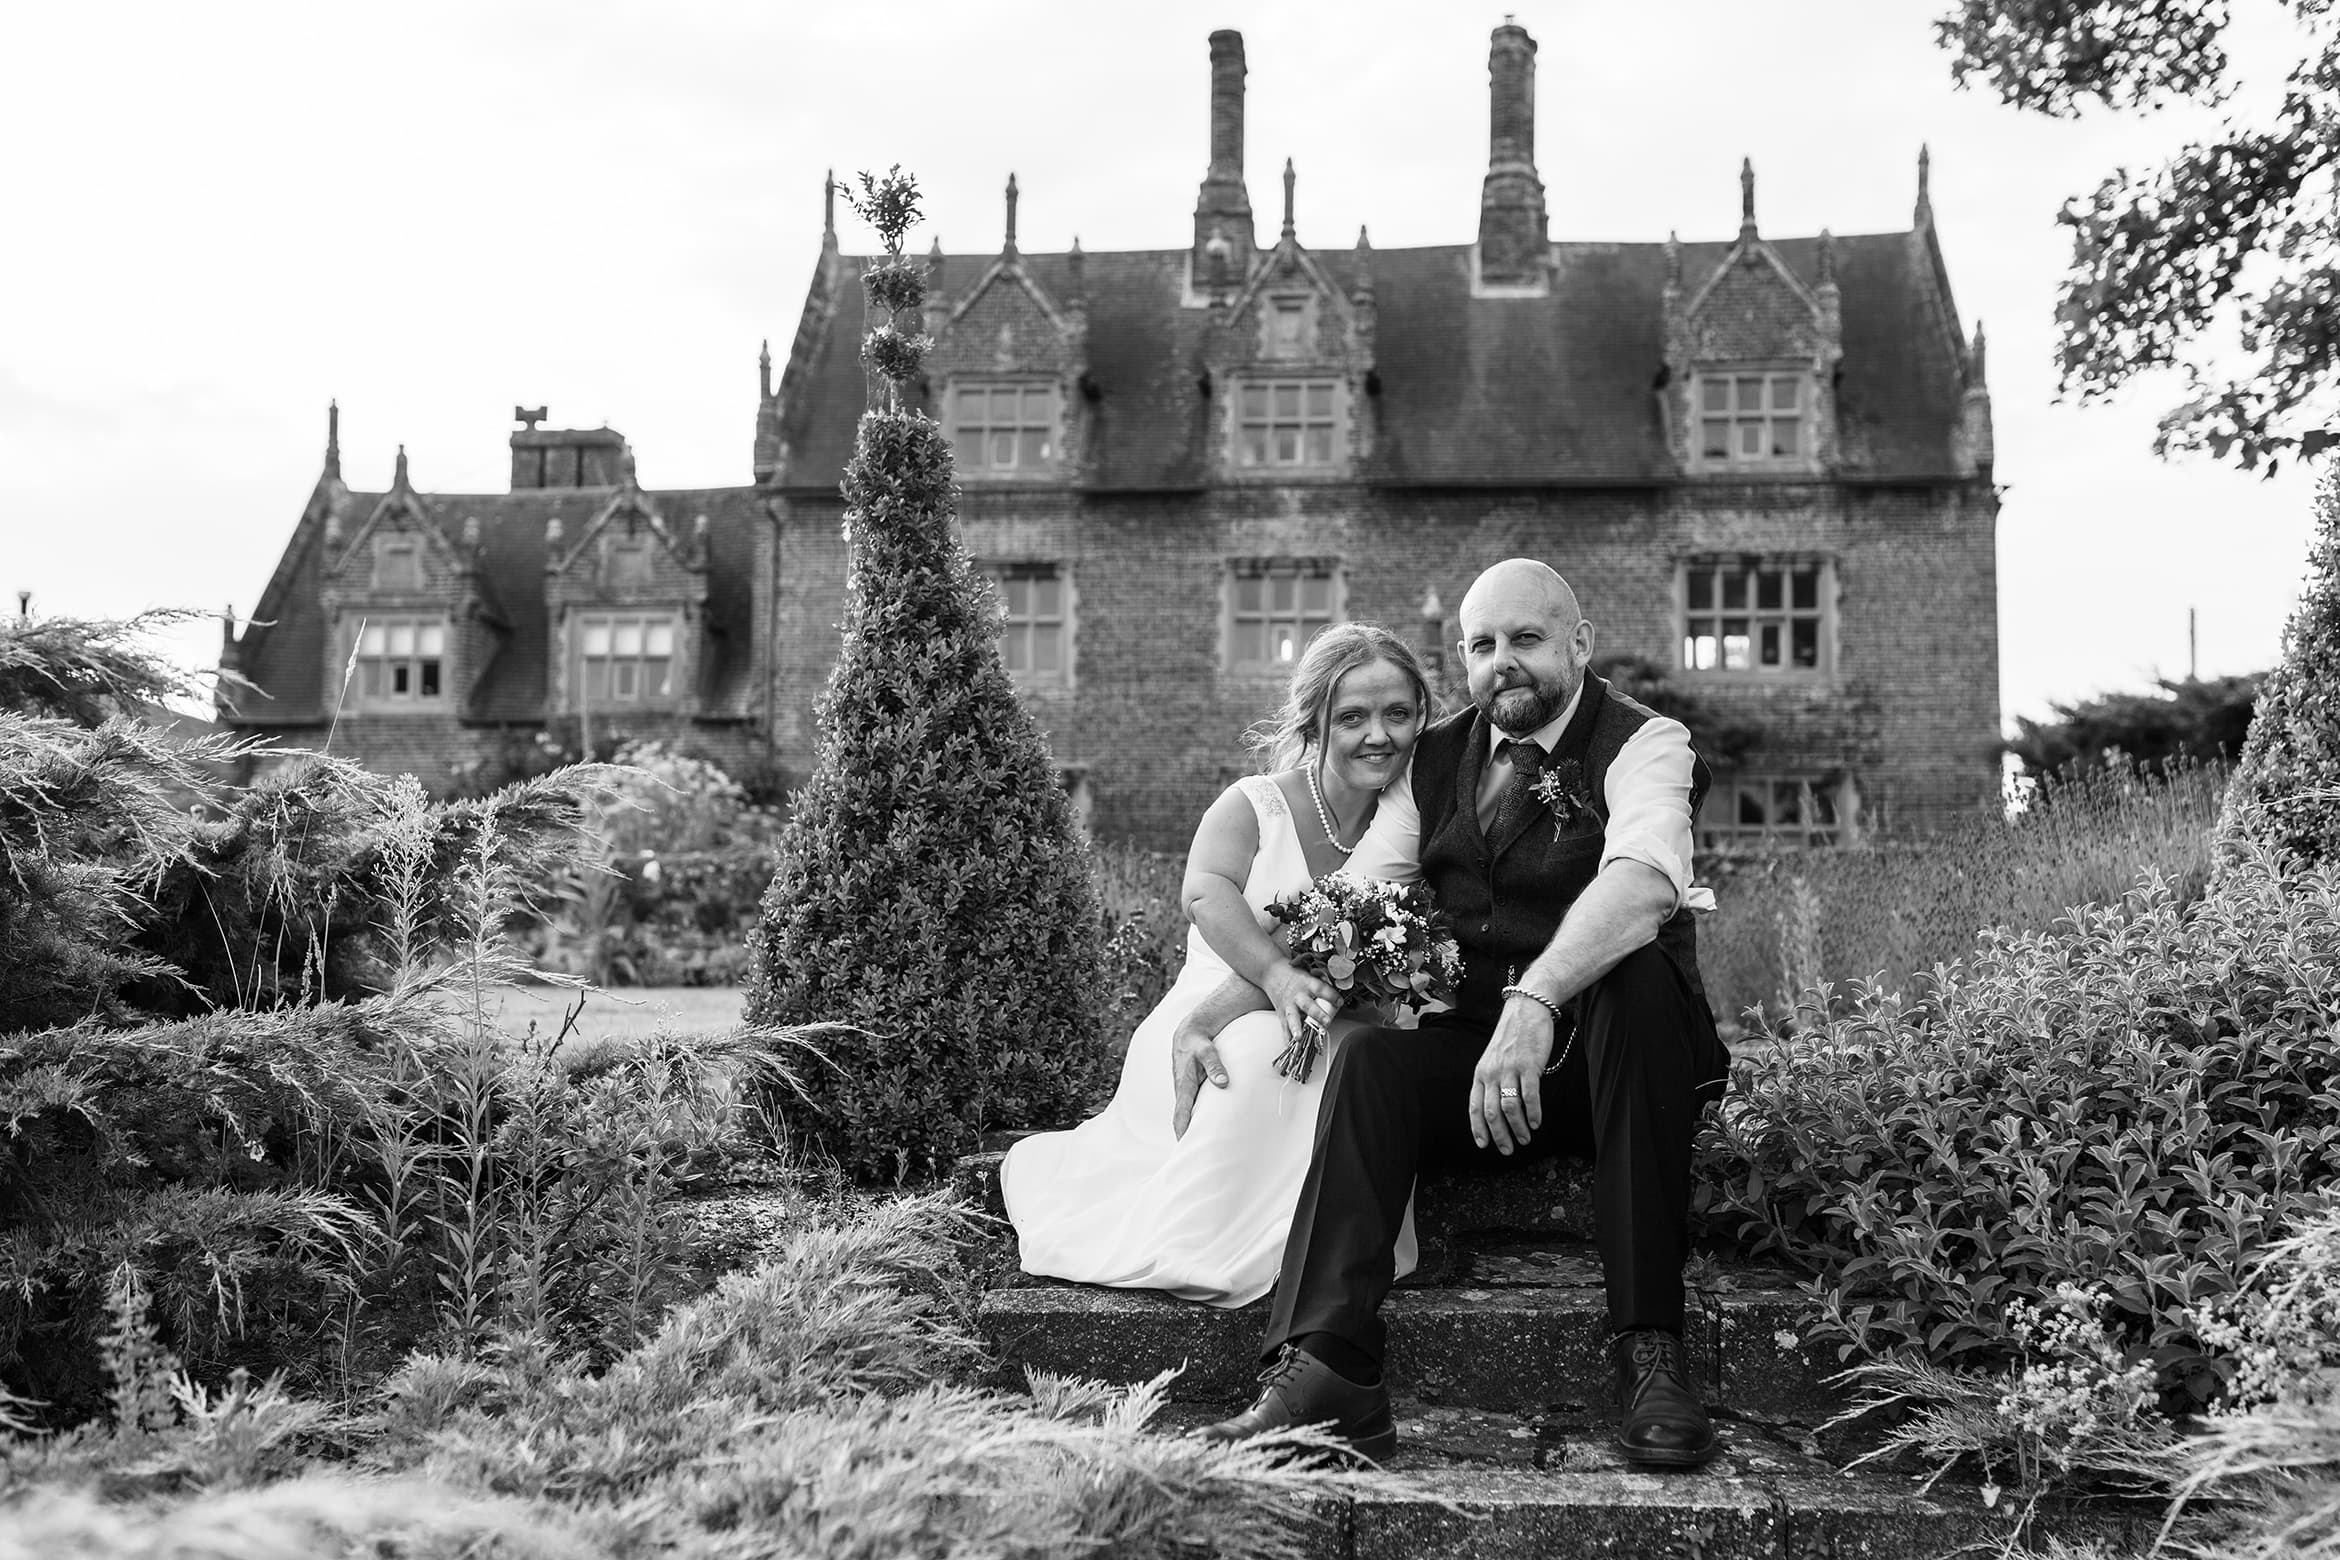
2223, 470, 2340, 868
1697, 837, 2340, 1404
745, 168, 1106, 1182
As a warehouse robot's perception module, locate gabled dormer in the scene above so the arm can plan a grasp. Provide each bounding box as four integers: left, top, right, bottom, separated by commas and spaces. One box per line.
1662, 160, 1842, 476
320, 444, 471, 714
925, 175, 1089, 484
544, 453, 712, 718
1201, 160, 1373, 479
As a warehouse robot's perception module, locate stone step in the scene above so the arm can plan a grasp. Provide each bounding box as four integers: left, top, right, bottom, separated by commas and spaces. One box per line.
1168, 1402, 2151, 1560
980, 1240, 1845, 1418
953, 1146, 1598, 1240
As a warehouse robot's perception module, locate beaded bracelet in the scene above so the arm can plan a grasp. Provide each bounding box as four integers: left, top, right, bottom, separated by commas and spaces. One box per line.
1499, 983, 1566, 1024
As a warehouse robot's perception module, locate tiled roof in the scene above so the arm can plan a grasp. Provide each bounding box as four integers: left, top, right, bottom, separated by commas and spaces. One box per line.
772, 229, 1968, 492
229, 485, 767, 726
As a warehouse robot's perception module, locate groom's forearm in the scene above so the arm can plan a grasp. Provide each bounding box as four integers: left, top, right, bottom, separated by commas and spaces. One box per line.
1178, 972, 1272, 1039
1517, 860, 1676, 1005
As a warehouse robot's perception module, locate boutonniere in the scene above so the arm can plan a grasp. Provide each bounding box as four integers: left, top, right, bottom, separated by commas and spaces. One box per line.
1530, 758, 1594, 831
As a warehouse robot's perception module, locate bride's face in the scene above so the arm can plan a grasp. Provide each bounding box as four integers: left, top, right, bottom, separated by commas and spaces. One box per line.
1319, 658, 1423, 794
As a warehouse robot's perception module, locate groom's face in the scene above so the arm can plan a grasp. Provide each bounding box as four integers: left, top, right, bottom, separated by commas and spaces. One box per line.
1459, 574, 1594, 736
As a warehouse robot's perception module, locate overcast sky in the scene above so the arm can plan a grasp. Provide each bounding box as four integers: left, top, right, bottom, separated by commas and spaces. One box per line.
1, 0, 2321, 730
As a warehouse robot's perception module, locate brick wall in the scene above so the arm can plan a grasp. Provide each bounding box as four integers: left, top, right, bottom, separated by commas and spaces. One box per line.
765, 477, 2001, 851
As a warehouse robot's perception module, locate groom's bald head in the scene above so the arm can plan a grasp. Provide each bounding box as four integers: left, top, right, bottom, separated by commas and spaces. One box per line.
1457, 559, 1595, 735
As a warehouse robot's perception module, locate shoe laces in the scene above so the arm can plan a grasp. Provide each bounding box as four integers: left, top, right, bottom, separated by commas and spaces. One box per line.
1255, 1344, 1309, 1391
1619, 1329, 1684, 1379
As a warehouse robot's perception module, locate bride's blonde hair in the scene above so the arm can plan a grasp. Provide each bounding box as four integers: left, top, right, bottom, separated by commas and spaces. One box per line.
1243, 623, 1436, 773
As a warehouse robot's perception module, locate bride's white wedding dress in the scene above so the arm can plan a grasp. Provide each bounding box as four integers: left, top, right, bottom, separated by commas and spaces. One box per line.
1001, 774, 1417, 1306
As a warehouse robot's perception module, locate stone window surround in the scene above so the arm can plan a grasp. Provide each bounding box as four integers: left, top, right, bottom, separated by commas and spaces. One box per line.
1698, 770, 1859, 850
1690, 364, 1814, 473
348, 612, 449, 710
1230, 375, 1345, 471
1223, 555, 1345, 674
944, 376, 1064, 478
1675, 553, 1836, 679
989, 559, 1075, 688
571, 609, 680, 709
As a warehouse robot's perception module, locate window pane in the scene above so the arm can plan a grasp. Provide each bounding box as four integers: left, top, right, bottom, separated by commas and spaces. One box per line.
644, 657, 670, 696
1018, 428, 1048, 466
388, 622, 415, 656
1685, 634, 1716, 671
1301, 574, 1332, 613
1722, 624, 1750, 667
1237, 384, 1264, 420
1759, 623, 1781, 665
1720, 572, 1747, 610
1739, 422, 1763, 456
1701, 379, 1729, 413
392, 663, 411, 695
1791, 617, 1820, 668
1273, 629, 1298, 663
1270, 574, 1296, 613
646, 620, 674, 655
1700, 420, 1730, 459
1004, 577, 1030, 619
419, 623, 446, 655
1306, 383, 1333, 418
1303, 425, 1332, 464
361, 660, 384, 697
1771, 376, 1800, 409
1793, 567, 1819, 611
1032, 577, 1061, 617
956, 388, 985, 421
1756, 570, 1782, 611
361, 623, 386, 654
991, 387, 1021, 421
1274, 383, 1300, 419
1811, 784, 1838, 826
1031, 623, 1062, 672
584, 660, 610, 700
1275, 428, 1299, 462
614, 663, 637, 700
1234, 620, 1266, 663
989, 432, 1015, 467
1240, 428, 1267, 466
1774, 783, 1805, 825
614, 622, 643, 656
1235, 576, 1262, 613
1735, 376, 1764, 412
583, 622, 611, 655
1738, 787, 1767, 826
1772, 418, 1801, 457
1685, 569, 1714, 610
420, 659, 441, 697
1023, 386, 1054, 420
1002, 628, 1030, 672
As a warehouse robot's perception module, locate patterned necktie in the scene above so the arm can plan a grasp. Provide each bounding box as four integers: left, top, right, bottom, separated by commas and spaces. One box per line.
1487, 738, 1543, 841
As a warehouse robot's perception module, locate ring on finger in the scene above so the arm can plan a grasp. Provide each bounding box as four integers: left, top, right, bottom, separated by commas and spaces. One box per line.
1498, 1084, 1521, 1099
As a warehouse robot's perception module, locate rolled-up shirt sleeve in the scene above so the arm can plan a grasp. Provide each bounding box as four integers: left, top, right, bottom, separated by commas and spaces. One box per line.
1347, 761, 1424, 884
1602, 717, 1716, 914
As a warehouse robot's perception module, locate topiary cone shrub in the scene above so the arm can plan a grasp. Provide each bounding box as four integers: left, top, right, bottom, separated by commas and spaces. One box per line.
2222, 468, 2340, 867
744, 168, 1106, 1183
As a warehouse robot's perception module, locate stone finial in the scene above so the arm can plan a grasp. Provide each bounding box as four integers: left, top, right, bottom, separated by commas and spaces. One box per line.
1664, 230, 1682, 289
822, 168, 837, 252
1916, 143, 1932, 225
1353, 224, 1374, 298
324, 399, 341, 481
1817, 228, 1837, 289
1281, 157, 1297, 243
1739, 157, 1758, 241
1004, 172, 1020, 257
392, 444, 411, 492
759, 338, 772, 400
1968, 319, 1988, 383
1068, 233, 1086, 295
220, 602, 237, 650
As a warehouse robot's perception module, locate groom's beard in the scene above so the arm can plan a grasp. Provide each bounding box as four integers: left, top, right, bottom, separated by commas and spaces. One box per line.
1485, 675, 1578, 737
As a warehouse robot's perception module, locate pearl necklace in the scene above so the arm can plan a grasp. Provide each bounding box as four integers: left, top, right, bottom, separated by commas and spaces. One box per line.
1307, 762, 1361, 854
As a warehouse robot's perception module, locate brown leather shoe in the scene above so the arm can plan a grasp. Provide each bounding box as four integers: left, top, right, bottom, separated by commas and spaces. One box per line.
1196, 1344, 1398, 1463
1612, 1328, 1718, 1467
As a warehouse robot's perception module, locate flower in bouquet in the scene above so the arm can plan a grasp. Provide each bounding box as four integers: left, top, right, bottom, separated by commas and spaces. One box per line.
1264, 871, 1464, 1082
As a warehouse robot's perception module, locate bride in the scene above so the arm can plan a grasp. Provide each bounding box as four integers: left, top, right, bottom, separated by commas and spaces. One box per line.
1002, 623, 1433, 1305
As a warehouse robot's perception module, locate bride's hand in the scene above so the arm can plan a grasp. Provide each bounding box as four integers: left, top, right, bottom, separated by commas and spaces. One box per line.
1262, 961, 1340, 1044
1170, 1021, 1229, 1140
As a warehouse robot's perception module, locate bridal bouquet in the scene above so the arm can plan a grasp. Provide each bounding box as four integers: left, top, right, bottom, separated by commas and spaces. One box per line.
1265, 871, 1464, 1083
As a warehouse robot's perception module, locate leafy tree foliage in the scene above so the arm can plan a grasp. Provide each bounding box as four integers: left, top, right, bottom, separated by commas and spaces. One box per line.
1591, 652, 1767, 767
745, 169, 1107, 1183
2225, 471, 2340, 864
1938, 0, 2340, 471
2007, 672, 2262, 781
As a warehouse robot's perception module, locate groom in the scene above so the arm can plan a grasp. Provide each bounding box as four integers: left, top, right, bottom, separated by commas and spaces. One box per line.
1175, 558, 1731, 1467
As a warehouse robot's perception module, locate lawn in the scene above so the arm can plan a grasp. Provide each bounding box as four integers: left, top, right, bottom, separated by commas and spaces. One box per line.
486, 984, 746, 1045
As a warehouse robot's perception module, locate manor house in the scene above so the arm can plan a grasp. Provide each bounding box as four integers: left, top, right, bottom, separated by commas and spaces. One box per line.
221, 23, 2000, 850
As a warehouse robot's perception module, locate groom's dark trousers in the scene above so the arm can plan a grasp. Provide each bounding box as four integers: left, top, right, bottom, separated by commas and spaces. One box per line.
1264, 677, 1730, 1363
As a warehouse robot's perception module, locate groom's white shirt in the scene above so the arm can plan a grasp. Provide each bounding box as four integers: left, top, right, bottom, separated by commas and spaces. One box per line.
1347, 687, 1718, 915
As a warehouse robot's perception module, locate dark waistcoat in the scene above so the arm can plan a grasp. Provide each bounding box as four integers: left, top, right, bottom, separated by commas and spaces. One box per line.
1413, 672, 1713, 1024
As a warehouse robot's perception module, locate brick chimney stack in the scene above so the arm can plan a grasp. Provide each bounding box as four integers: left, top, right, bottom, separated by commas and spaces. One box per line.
1477, 21, 1549, 289
1193, 29, 1256, 285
